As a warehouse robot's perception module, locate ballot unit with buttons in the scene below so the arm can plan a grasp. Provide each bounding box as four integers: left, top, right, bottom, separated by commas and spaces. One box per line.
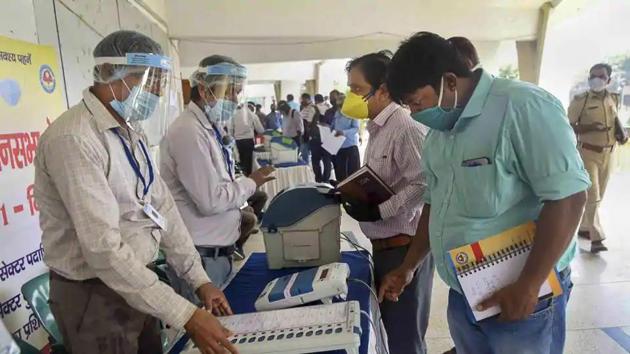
180, 301, 362, 354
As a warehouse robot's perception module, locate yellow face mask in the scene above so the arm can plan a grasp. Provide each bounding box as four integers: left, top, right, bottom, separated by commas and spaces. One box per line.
341, 91, 369, 120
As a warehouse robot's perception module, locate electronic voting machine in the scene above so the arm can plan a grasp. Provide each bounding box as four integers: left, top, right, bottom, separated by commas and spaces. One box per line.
261, 184, 341, 269
180, 301, 362, 354
255, 262, 350, 311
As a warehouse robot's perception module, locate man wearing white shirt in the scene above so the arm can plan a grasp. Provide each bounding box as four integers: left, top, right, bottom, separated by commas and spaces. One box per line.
231, 103, 264, 176
278, 100, 304, 145
340, 51, 433, 354
160, 55, 274, 295
36, 31, 236, 354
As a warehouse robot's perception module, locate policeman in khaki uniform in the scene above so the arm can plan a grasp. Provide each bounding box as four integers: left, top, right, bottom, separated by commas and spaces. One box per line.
568, 63, 628, 253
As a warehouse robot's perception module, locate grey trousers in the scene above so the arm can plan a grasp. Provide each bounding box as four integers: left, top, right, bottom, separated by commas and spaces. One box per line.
49, 273, 163, 354
166, 254, 233, 306
374, 246, 434, 354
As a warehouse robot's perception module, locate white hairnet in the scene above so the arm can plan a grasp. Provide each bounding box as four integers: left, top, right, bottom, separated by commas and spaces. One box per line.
189, 55, 247, 89
92, 30, 164, 84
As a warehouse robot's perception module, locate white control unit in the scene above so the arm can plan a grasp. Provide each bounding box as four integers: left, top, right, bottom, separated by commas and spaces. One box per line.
255, 262, 350, 311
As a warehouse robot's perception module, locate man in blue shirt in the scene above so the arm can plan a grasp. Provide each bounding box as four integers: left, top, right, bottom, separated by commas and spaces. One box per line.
379, 32, 590, 354
264, 103, 283, 130
330, 92, 360, 181
286, 93, 300, 111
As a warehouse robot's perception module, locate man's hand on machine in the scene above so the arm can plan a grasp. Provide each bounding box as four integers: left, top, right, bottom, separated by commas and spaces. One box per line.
341, 197, 382, 222
196, 282, 233, 316
185, 308, 239, 354
250, 166, 276, 187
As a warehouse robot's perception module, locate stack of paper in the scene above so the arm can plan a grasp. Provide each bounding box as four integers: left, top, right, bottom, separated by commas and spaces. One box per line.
318, 125, 346, 155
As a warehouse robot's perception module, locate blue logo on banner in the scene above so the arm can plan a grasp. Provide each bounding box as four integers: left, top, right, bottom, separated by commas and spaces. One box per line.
39, 65, 56, 94
0, 79, 22, 106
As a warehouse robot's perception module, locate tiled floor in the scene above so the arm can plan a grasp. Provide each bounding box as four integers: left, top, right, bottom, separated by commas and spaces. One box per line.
238, 171, 630, 354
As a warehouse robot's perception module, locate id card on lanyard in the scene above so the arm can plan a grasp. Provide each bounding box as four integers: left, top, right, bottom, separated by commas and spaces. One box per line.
113, 129, 168, 231
210, 124, 235, 181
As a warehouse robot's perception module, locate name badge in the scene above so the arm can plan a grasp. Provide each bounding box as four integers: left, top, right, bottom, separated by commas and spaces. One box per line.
143, 203, 167, 231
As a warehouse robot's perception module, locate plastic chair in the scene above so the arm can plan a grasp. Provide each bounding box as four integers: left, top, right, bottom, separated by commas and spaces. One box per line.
13, 336, 39, 354
20, 273, 64, 347
22, 270, 171, 353
153, 250, 170, 285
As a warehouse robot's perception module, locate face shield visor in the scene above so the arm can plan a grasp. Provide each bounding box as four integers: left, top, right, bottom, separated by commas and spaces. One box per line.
94, 53, 175, 143
190, 62, 247, 126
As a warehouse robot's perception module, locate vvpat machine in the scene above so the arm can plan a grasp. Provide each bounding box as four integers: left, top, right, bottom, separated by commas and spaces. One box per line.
261, 184, 341, 269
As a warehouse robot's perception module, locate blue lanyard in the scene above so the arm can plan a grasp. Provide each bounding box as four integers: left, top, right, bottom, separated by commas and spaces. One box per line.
210, 124, 234, 181
114, 129, 154, 200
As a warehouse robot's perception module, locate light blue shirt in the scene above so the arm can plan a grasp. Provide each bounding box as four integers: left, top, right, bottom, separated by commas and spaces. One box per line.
288, 101, 300, 112
332, 111, 359, 149
422, 70, 591, 291
265, 111, 283, 130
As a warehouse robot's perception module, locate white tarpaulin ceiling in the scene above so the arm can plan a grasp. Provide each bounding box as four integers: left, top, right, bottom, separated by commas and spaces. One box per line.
163, 0, 591, 65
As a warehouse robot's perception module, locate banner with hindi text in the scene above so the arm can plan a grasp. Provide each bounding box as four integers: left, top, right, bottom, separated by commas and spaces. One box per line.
0, 35, 65, 349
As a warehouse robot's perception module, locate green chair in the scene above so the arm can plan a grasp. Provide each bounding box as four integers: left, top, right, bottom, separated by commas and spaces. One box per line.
153, 250, 169, 283
13, 336, 39, 354
22, 270, 172, 353
20, 273, 64, 348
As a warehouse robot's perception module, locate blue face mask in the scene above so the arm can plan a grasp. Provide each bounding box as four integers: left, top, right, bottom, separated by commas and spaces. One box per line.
109, 82, 160, 122
411, 76, 463, 131
204, 98, 238, 124
201, 85, 238, 124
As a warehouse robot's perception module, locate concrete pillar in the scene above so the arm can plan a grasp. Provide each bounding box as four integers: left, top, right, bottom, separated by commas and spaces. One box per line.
516, 40, 539, 84
313, 61, 323, 94
304, 80, 317, 96
273, 81, 282, 102
516, 1, 555, 84
280, 80, 303, 101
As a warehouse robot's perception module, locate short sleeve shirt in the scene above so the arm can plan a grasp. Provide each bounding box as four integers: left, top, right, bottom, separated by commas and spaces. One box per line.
423, 70, 591, 291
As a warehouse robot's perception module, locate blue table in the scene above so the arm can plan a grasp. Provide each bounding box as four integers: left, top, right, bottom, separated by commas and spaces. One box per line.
170, 251, 373, 354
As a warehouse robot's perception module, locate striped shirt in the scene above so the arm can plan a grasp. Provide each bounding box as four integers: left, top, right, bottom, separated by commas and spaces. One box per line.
34, 89, 209, 329
359, 103, 428, 240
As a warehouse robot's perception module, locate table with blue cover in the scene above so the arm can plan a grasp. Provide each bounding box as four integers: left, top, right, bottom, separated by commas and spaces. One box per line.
171, 251, 374, 354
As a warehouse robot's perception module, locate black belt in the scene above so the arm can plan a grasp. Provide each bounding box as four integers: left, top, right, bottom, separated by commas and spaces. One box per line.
50, 270, 103, 285
195, 245, 236, 259
50, 260, 163, 284
579, 142, 614, 153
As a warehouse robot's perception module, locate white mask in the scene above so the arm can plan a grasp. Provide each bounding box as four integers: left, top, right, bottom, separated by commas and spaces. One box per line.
588, 78, 607, 92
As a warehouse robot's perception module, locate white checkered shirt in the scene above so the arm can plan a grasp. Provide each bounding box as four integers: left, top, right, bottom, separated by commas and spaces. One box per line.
34, 89, 209, 329
359, 103, 428, 240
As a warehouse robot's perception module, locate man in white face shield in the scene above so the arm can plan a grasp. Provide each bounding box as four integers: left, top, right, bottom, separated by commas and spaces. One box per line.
34, 30, 237, 354
160, 55, 275, 294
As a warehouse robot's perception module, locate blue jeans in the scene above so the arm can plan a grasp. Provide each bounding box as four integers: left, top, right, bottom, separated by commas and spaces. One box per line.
299, 140, 311, 163
447, 268, 573, 354
165, 255, 233, 306
375, 248, 434, 354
